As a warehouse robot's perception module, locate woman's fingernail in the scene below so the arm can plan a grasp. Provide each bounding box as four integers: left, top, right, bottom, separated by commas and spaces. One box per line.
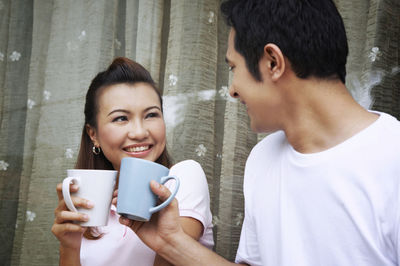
87, 201, 94, 208
83, 214, 89, 221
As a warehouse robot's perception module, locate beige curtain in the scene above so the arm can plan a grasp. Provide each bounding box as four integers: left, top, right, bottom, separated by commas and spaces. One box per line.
0, 0, 398, 265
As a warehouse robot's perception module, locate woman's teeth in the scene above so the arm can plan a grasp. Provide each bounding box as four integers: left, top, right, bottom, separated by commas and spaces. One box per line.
126, 146, 149, 152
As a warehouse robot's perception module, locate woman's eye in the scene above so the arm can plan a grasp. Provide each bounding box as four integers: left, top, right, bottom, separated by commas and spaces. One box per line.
228, 66, 235, 72
112, 116, 128, 122
145, 112, 160, 119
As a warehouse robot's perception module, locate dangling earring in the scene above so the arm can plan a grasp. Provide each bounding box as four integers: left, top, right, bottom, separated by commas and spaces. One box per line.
92, 145, 101, 155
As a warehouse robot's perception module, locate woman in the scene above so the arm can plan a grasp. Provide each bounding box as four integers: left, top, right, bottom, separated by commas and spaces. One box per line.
51, 57, 214, 265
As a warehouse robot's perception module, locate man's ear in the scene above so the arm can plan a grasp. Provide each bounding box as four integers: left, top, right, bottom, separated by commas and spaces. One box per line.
86, 124, 99, 146
262, 43, 285, 81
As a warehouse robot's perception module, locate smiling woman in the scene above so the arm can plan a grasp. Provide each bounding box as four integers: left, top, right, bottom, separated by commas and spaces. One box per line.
51, 57, 214, 266
86, 82, 167, 170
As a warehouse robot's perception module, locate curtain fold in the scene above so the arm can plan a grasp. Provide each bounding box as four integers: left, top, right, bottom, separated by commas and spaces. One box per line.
0, 0, 398, 265
10, 1, 54, 264
0, 0, 33, 265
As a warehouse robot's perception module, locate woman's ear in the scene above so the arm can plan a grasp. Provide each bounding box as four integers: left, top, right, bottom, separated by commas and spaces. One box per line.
262, 43, 285, 81
86, 124, 99, 146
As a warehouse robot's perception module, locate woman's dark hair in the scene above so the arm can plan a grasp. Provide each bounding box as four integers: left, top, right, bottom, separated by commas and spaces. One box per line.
221, 0, 349, 83
75, 57, 172, 239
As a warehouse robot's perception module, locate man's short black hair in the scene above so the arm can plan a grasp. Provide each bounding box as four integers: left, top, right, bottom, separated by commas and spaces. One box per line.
221, 0, 349, 83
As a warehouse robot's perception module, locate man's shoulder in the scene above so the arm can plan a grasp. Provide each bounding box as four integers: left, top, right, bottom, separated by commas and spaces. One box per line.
375, 111, 400, 129
246, 131, 287, 165
369, 111, 400, 144
252, 131, 287, 152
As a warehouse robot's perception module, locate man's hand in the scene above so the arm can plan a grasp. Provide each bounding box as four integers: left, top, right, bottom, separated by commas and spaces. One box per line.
119, 180, 183, 253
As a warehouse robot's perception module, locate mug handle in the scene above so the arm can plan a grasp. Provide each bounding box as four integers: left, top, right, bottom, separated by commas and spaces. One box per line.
149, 175, 180, 214
62, 176, 80, 212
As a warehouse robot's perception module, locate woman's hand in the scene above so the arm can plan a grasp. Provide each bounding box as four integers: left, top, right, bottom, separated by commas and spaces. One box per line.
119, 180, 184, 253
51, 183, 93, 251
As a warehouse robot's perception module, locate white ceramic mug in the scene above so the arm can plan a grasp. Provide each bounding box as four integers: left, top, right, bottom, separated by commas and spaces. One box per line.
62, 169, 117, 227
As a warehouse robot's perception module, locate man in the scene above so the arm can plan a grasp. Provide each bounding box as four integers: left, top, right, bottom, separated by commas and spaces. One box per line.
120, 0, 400, 265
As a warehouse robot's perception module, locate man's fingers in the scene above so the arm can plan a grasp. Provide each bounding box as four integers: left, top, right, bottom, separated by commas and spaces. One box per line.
119, 216, 132, 227
112, 189, 118, 206
119, 217, 144, 233
149, 180, 171, 201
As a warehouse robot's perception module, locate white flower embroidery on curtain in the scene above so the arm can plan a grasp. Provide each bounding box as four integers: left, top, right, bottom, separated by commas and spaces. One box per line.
212, 215, 221, 226
67, 30, 87, 52
115, 39, 122, 50
78, 30, 86, 41
27, 99, 36, 109
392, 66, 400, 75
10, 51, 21, 61
26, 211, 36, 222
0, 160, 9, 171
368, 47, 381, 62
208, 11, 215, 24
218, 86, 229, 99
168, 74, 178, 86
65, 148, 74, 159
195, 144, 207, 157
43, 90, 51, 101
234, 212, 243, 226
0, 52, 4, 61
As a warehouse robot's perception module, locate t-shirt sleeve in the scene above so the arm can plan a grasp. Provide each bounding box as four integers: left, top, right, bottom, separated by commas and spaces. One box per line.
235, 152, 263, 265
397, 189, 400, 265
165, 160, 212, 232
235, 201, 262, 265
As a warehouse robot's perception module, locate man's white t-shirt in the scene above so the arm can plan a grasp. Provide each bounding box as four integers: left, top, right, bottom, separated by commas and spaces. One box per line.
236, 111, 400, 266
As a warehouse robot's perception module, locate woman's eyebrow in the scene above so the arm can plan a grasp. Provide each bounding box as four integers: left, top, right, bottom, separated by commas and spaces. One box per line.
107, 106, 161, 116
107, 109, 129, 116
145, 106, 161, 112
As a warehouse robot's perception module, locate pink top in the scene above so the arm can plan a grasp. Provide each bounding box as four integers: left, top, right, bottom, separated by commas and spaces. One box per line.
81, 160, 214, 266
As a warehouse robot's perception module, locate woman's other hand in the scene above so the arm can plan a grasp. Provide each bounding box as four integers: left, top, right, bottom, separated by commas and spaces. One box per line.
51, 182, 93, 251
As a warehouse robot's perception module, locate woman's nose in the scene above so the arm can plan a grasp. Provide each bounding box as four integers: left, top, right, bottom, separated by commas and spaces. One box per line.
127, 121, 149, 139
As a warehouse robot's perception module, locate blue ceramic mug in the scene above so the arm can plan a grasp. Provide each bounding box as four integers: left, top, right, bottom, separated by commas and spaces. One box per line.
117, 157, 180, 221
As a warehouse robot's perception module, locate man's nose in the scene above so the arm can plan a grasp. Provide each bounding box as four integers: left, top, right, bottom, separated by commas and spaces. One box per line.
229, 85, 239, 98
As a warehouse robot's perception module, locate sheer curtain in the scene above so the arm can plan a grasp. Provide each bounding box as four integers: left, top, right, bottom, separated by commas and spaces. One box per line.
0, 0, 398, 265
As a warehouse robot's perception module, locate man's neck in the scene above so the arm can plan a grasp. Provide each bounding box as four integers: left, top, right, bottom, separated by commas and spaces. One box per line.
280, 78, 378, 154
